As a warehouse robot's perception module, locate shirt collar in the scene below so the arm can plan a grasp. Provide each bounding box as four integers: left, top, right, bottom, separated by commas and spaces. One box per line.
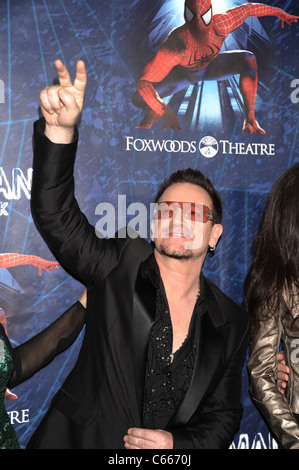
140, 253, 207, 311
140, 253, 160, 287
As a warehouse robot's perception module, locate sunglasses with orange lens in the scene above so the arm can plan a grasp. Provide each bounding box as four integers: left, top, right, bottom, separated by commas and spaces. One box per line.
154, 201, 216, 223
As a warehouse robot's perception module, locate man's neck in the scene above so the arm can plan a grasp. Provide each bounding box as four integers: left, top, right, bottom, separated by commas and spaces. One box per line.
154, 249, 203, 300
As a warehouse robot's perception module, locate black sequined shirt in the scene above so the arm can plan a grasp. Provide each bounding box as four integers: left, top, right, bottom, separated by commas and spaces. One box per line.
141, 255, 202, 430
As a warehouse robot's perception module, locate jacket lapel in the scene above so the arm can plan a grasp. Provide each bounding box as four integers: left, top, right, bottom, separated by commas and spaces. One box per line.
132, 267, 230, 426
132, 264, 156, 416
168, 281, 230, 427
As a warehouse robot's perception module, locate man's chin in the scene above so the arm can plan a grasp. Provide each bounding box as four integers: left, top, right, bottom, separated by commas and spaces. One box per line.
165, 251, 193, 260
156, 243, 194, 261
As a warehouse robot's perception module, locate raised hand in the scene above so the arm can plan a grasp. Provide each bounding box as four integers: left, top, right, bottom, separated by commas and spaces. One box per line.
40, 60, 87, 143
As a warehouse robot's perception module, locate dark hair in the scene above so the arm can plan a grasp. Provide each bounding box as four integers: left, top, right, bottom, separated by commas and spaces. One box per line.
244, 163, 299, 331
155, 168, 222, 223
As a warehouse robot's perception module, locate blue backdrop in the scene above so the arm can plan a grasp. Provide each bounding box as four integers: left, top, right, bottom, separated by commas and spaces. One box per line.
0, 0, 298, 449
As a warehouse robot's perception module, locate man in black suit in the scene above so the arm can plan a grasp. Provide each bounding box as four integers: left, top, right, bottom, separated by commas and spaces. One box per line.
28, 60, 249, 449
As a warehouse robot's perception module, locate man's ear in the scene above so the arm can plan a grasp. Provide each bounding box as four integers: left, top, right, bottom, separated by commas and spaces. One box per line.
209, 223, 223, 249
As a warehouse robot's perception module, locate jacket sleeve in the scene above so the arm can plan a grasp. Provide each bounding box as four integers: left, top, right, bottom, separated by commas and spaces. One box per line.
31, 119, 119, 286
167, 321, 250, 449
247, 314, 299, 449
8, 301, 86, 388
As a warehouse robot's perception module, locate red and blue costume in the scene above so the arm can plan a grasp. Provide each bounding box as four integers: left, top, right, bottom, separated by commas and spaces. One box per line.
132, 1, 298, 133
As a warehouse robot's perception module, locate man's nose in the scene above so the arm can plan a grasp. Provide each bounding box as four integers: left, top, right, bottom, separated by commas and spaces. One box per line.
172, 208, 183, 225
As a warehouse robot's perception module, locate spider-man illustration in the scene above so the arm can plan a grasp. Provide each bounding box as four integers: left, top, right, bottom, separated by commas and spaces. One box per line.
0, 253, 58, 277
0, 253, 59, 400
132, 1, 298, 133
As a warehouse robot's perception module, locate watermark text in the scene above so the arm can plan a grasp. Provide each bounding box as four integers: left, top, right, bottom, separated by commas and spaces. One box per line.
291, 79, 299, 104
95, 196, 209, 249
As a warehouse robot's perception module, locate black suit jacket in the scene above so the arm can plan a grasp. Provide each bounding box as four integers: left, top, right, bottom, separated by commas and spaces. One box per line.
28, 120, 250, 449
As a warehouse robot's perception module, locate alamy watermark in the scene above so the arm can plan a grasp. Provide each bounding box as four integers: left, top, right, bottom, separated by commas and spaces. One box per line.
95, 195, 209, 249
291, 79, 299, 104
0, 78, 297, 106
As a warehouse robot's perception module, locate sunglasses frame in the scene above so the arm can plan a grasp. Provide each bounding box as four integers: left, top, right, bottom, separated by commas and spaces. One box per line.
154, 201, 216, 223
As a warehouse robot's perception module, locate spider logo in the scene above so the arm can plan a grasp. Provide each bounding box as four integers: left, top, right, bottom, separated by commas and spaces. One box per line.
188, 44, 220, 67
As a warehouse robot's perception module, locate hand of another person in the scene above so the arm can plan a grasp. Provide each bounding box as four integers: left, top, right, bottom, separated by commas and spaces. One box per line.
277, 351, 290, 394
40, 60, 87, 143
124, 428, 173, 449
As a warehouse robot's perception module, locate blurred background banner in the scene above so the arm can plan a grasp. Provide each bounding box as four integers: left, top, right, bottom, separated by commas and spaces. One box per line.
0, 0, 298, 449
